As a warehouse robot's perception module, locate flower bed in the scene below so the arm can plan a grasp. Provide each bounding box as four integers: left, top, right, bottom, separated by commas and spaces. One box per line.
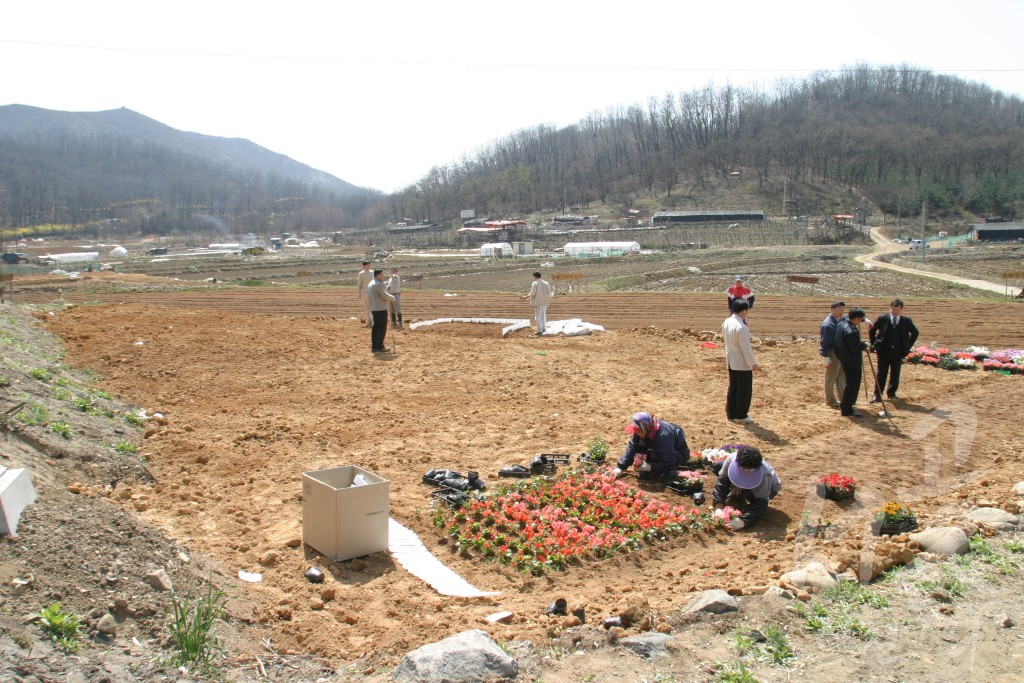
700, 443, 748, 467
872, 502, 917, 535
905, 345, 1024, 372
433, 470, 717, 574
667, 469, 706, 494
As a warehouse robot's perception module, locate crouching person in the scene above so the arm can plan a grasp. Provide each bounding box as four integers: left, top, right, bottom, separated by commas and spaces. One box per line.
711, 446, 781, 530
611, 412, 691, 480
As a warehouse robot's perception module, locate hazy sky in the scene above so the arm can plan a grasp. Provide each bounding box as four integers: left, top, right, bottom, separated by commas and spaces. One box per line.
4, 1, 1024, 193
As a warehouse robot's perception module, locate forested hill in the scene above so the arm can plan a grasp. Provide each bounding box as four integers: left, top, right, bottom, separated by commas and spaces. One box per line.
0, 105, 379, 234
384, 65, 1024, 226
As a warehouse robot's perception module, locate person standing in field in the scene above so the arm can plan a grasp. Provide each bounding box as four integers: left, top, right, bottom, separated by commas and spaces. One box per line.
357, 261, 374, 327
386, 267, 403, 329
521, 271, 552, 336
835, 307, 869, 418
819, 301, 847, 408
727, 276, 755, 311
367, 269, 396, 353
722, 299, 760, 424
868, 298, 919, 402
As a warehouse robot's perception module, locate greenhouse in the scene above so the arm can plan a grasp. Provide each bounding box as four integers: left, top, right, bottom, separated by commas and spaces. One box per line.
562, 241, 641, 258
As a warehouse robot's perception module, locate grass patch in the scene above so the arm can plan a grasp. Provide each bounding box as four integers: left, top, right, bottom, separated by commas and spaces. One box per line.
711, 660, 760, 683
821, 580, 889, 609
38, 602, 81, 653
15, 402, 48, 426
734, 625, 795, 665
123, 411, 145, 427
239, 278, 265, 287
920, 565, 968, 598
112, 440, 139, 454
792, 600, 873, 639
28, 367, 53, 382
164, 581, 229, 677
968, 536, 1019, 575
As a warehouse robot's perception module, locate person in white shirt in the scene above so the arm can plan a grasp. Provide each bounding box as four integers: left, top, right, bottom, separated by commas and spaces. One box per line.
521, 272, 552, 336
386, 267, 403, 329
356, 261, 374, 327
722, 299, 761, 423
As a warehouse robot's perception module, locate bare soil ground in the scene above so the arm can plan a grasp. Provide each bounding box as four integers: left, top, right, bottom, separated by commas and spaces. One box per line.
3, 262, 1024, 682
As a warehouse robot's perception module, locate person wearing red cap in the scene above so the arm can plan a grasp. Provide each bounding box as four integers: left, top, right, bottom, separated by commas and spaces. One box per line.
710, 446, 782, 529
611, 412, 691, 480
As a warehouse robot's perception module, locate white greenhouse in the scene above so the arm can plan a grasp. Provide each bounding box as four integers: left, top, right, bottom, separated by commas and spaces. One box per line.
563, 241, 641, 258
479, 242, 513, 258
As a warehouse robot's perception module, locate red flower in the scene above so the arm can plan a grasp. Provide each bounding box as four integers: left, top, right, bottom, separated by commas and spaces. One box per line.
818, 472, 856, 492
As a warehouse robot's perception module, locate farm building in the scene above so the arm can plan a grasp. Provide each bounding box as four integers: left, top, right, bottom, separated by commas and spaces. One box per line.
970, 223, 1024, 242
563, 242, 641, 258
479, 242, 513, 258
652, 210, 765, 224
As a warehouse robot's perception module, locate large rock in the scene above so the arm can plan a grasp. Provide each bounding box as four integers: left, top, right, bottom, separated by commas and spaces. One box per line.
618, 633, 674, 659
909, 527, 970, 556
143, 568, 174, 592
684, 589, 738, 614
391, 629, 517, 683
966, 508, 1020, 532
779, 562, 836, 593
1012, 481, 1024, 496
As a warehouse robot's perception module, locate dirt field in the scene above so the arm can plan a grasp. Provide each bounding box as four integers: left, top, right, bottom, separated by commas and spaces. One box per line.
33, 289, 1024, 673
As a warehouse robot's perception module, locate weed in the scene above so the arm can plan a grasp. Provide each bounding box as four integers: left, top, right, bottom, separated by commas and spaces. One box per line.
38, 602, 81, 653
123, 411, 145, 427
734, 625, 794, 665
73, 397, 92, 412
791, 601, 873, 639
48, 421, 72, 439
652, 674, 679, 683
92, 389, 113, 400
920, 565, 968, 597
584, 435, 609, 460
112, 440, 139, 454
968, 536, 1019, 575
239, 279, 265, 286
28, 367, 53, 382
822, 580, 889, 609
164, 581, 229, 677
711, 660, 760, 683
0, 375, 10, 387
52, 387, 72, 401
53, 376, 70, 387
15, 402, 48, 426
1004, 539, 1024, 554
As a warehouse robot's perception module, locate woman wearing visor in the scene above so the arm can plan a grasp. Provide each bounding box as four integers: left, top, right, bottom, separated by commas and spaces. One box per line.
611, 412, 691, 480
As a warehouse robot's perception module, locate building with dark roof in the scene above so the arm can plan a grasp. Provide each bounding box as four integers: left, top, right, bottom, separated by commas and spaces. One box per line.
970, 223, 1024, 241
652, 210, 765, 224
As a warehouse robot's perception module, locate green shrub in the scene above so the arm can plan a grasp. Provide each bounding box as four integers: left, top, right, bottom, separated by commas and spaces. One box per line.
15, 402, 48, 426
112, 440, 139, 454
239, 279, 264, 287
39, 602, 80, 653
584, 436, 609, 460
28, 367, 53, 382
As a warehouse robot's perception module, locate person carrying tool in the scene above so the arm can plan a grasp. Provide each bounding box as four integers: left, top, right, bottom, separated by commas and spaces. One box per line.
868, 298, 919, 402
835, 307, 869, 418
711, 445, 782, 530
611, 412, 691, 480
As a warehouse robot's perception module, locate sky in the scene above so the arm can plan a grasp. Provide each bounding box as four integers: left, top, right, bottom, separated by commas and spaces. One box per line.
4, 1, 1024, 194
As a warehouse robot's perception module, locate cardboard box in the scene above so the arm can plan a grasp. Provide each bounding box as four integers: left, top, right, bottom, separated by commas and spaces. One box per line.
302, 465, 389, 562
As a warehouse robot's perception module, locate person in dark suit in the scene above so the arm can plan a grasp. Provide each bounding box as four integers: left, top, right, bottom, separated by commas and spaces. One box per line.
868, 299, 920, 402
835, 308, 868, 418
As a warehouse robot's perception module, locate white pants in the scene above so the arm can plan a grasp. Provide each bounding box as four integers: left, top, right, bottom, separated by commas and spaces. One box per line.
362, 295, 372, 325
534, 306, 548, 334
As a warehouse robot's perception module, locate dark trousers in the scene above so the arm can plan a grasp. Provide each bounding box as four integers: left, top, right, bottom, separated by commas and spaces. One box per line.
371, 310, 388, 351
874, 353, 902, 399
726, 369, 753, 419
840, 363, 862, 415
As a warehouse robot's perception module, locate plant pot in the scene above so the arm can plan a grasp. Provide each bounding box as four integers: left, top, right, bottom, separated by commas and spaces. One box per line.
667, 480, 704, 495
817, 483, 855, 501
871, 519, 917, 536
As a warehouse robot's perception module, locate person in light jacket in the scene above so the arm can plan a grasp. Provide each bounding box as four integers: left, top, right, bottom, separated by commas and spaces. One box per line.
722, 300, 760, 423
521, 272, 553, 335
367, 269, 397, 353
819, 301, 847, 408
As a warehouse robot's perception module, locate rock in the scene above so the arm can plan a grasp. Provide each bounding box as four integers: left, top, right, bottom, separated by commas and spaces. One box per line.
143, 568, 173, 592
966, 508, 1020, 532
259, 551, 280, 567
391, 629, 517, 683
285, 538, 302, 548
1012, 481, 1024, 496
778, 562, 836, 593
618, 633, 674, 659
909, 527, 970, 555
929, 589, 953, 603
96, 613, 117, 636
763, 587, 794, 600
684, 589, 738, 614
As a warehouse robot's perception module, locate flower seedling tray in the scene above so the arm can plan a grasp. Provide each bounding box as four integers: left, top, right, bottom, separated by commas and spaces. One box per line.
816, 483, 855, 501
871, 519, 917, 536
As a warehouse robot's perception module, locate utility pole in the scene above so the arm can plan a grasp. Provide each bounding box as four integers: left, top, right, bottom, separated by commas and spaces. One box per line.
921, 201, 927, 262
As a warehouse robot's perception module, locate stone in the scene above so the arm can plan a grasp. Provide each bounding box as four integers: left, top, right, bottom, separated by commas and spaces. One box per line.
966, 508, 1020, 532
1012, 481, 1024, 496
143, 568, 173, 592
909, 527, 970, 556
618, 632, 674, 659
391, 629, 517, 683
778, 562, 836, 593
762, 587, 794, 600
96, 613, 118, 636
684, 589, 738, 614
